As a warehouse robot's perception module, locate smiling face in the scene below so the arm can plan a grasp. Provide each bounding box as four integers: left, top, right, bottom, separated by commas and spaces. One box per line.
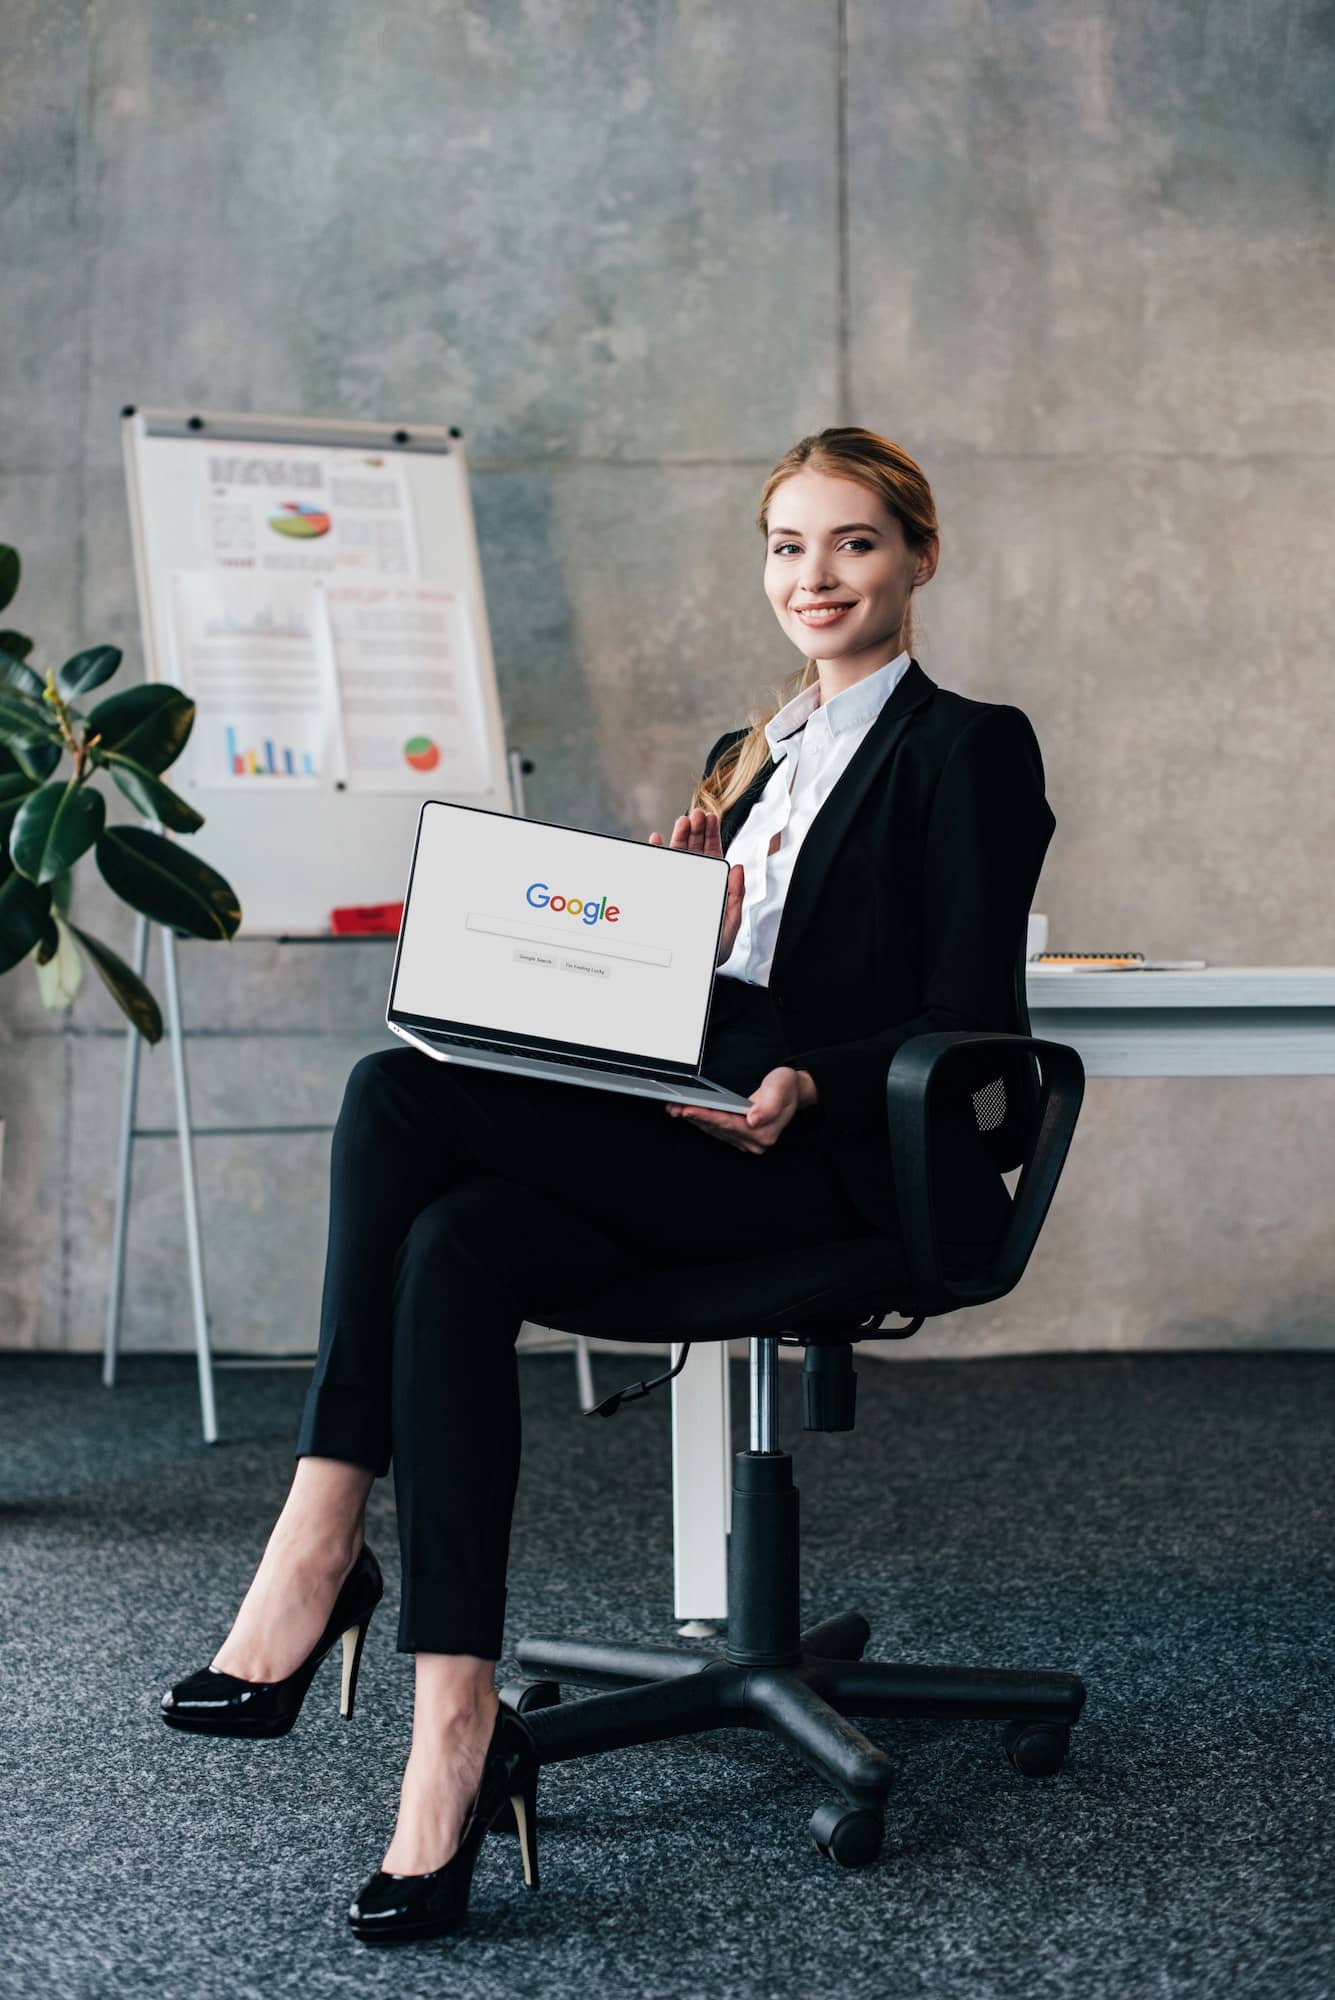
762, 469, 938, 685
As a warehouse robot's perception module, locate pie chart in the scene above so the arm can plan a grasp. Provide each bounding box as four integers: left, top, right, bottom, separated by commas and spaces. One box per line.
404, 735, 441, 772
270, 501, 332, 539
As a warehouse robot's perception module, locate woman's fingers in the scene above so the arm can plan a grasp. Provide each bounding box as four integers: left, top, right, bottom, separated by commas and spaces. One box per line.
650, 811, 724, 855
667, 1103, 765, 1153
673, 809, 722, 854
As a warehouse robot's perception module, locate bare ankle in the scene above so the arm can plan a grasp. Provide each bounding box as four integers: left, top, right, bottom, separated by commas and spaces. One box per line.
269, 1490, 367, 1571
411, 1679, 500, 1746
277, 1460, 373, 1556
268, 1515, 360, 1571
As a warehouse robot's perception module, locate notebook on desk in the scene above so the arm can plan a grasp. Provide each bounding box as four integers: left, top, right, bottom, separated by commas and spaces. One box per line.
1032, 953, 1209, 971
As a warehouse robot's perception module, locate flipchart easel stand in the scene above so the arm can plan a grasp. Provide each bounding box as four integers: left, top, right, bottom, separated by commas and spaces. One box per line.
100, 749, 597, 1442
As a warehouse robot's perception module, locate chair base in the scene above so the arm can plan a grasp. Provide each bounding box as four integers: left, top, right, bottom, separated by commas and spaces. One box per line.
503, 1611, 1086, 1868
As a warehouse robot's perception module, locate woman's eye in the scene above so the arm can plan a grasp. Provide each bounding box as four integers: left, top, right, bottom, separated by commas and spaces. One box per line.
770, 538, 873, 556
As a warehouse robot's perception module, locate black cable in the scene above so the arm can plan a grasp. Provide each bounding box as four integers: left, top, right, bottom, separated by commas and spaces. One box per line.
585, 1343, 692, 1418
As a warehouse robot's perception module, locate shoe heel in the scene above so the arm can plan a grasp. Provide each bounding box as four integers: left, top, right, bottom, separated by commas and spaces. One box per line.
509, 1762, 540, 1891
339, 1618, 371, 1720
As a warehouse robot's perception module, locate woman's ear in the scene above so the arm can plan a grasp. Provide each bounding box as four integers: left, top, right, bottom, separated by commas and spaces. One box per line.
913, 535, 940, 589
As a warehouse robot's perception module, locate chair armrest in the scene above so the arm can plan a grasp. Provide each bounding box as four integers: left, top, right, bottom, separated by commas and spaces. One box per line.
884, 1031, 1085, 1316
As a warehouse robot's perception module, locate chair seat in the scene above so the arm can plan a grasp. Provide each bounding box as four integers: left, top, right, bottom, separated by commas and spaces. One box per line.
530, 1232, 996, 1345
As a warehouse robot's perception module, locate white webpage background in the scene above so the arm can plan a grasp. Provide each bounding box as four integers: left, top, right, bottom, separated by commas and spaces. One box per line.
391, 805, 727, 1064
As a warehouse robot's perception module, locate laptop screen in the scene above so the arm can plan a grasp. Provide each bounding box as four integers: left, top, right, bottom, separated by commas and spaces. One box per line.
387, 801, 729, 1070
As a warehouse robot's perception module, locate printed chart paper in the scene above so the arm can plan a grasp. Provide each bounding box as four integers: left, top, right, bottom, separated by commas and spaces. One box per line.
202, 442, 418, 578
166, 442, 495, 797
324, 582, 491, 794
168, 570, 343, 789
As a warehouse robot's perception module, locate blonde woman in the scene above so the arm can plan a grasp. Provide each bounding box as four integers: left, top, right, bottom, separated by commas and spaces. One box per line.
160, 426, 1054, 1944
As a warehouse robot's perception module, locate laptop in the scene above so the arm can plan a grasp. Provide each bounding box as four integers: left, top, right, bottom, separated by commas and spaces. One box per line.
385, 798, 754, 1110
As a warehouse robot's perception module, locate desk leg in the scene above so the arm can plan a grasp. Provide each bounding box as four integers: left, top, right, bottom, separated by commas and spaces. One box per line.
670, 1340, 731, 1632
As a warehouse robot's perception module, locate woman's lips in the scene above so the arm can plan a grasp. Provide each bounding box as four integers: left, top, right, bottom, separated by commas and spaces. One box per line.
794, 603, 855, 626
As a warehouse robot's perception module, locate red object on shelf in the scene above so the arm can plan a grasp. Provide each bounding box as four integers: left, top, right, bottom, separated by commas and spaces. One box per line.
330, 901, 404, 936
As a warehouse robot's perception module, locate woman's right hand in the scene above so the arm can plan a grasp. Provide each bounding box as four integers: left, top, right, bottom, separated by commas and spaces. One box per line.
649, 809, 745, 967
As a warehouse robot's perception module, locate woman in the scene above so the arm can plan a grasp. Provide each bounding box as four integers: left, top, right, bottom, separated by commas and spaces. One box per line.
160, 426, 1055, 1944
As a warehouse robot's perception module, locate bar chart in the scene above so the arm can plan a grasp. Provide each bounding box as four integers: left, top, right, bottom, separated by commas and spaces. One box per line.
225, 725, 316, 777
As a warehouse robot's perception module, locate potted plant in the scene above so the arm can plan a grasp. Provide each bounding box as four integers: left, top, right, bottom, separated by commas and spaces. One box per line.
0, 542, 241, 1042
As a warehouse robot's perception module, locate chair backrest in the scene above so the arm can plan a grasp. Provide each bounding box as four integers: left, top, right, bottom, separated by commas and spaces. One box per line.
959, 935, 1042, 1174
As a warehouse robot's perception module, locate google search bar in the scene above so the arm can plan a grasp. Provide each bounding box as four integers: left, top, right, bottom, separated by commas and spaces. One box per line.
464, 914, 673, 968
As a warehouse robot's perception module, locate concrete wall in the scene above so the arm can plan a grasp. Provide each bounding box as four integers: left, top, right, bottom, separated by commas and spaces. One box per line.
3, 0, 1333, 1360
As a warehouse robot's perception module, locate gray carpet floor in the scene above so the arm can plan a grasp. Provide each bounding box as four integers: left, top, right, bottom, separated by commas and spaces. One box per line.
2, 1347, 1332, 2000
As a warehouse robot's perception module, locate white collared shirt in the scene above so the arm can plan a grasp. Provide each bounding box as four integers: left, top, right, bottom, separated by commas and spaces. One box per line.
716, 651, 912, 988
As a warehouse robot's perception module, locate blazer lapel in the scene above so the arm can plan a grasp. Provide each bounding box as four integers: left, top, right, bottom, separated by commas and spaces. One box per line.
767, 658, 936, 986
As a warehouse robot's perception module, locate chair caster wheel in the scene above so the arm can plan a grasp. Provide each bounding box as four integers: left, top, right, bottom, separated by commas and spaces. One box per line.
809, 1802, 884, 1868
499, 1678, 562, 1716
1003, 1721, 1071, 1776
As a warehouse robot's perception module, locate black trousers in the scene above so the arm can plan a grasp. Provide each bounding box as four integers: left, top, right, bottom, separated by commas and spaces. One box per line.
294, 976, 878, 1658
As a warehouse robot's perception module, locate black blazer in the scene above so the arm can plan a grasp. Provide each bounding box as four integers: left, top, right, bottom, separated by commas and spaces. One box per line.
701, 658, 1055, 1242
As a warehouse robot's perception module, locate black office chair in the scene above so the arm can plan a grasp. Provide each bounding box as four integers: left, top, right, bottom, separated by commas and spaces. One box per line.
508, 944, 1086, 1868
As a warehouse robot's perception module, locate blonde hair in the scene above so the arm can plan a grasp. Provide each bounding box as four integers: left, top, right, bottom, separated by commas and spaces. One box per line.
690, 427, 939, 819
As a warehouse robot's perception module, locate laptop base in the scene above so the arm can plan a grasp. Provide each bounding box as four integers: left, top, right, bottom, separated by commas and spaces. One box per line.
388, 1021, 754, 1112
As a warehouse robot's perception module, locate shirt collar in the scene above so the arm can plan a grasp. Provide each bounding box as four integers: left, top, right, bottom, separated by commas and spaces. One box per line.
764, 651, 912, 761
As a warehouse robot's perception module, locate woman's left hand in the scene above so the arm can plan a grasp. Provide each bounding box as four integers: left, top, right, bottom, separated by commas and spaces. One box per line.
665, 1065, 817, 1155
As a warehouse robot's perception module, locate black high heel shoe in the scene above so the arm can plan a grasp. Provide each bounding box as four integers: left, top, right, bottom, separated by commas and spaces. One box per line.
348, 1704, 540, 1944
160, 1545, 384, 1738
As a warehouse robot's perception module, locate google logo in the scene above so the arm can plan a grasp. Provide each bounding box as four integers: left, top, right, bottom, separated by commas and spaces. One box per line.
525, 882, 620, 927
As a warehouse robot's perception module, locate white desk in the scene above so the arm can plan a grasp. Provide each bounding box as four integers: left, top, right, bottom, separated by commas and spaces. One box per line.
670, 966, 1335, 1626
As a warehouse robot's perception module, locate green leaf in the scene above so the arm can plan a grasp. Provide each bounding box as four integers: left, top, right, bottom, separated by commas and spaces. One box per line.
0, 770, 34, 808
0, 681, 62, 750
49, 869, 73, 917
0, 546, 18, 616
10, 778, 107, 884
0, 764, 40, 840
9, 737, 62, 783
0, 630, 33, 661
109, 757, 205, 833
86, 683, 194, 774
0, 848, 52, 972
0, 647, 42, 698
56, 644, 122, 700
32, 910, 82, 1007
67, 919, 163, 1043
95, 824, 240, 940
0, 680, 65, 789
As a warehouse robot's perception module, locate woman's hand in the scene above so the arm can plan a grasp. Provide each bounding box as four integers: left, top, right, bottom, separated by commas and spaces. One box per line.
648, 808, 745, 966
665, 1064, 818, 1155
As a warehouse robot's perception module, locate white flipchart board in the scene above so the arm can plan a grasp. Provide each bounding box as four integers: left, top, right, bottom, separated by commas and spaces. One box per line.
120, 407, 512, 935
